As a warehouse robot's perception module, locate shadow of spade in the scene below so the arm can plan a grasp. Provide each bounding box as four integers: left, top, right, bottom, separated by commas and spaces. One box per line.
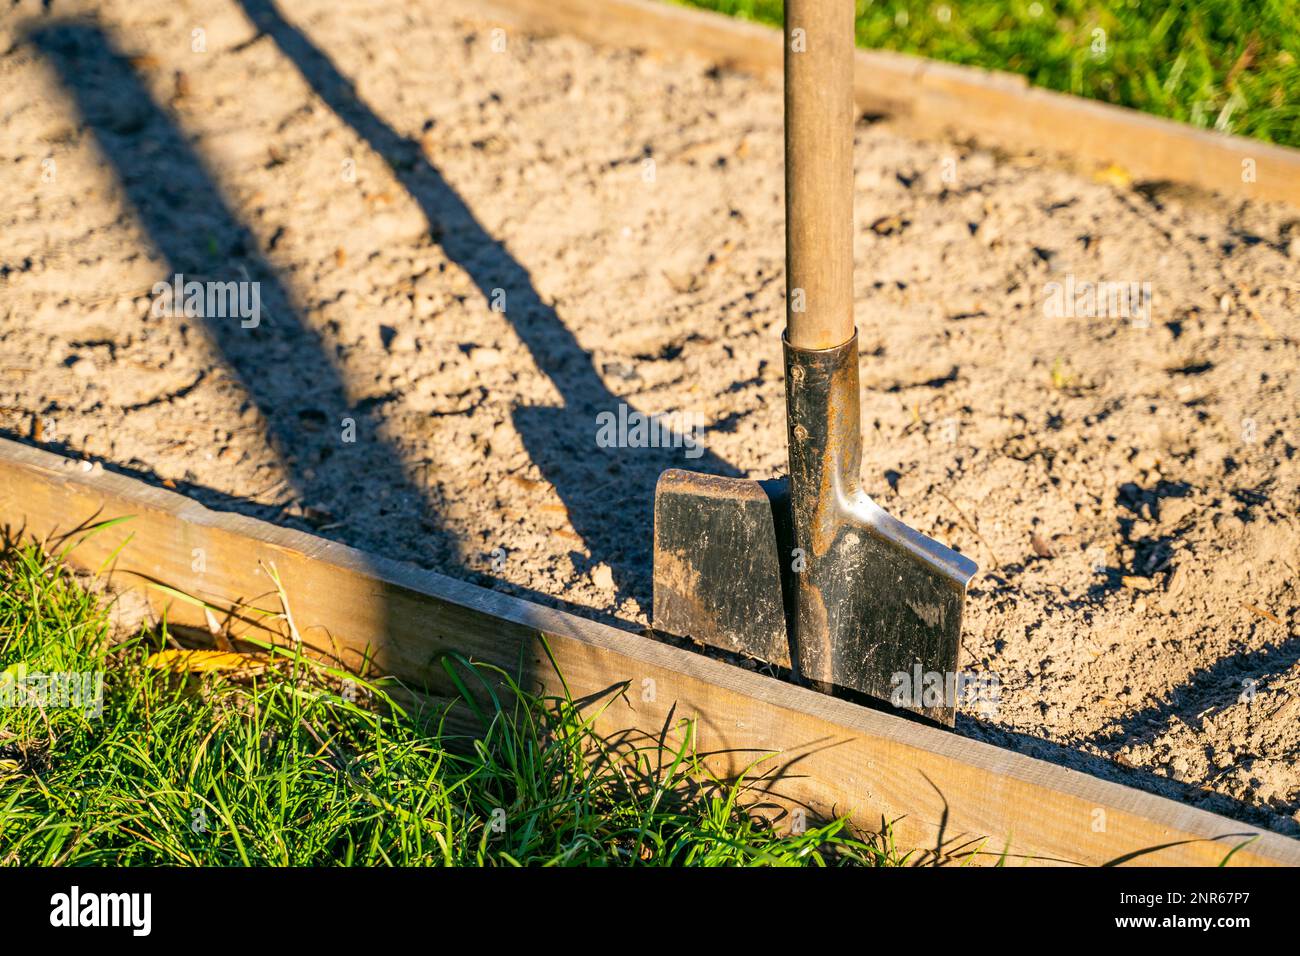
511, 399, 740, 613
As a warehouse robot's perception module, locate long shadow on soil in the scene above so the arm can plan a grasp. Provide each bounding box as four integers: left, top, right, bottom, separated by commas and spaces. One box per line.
27, 20, 462, 576
1086, 632, 1300, 754
1053, 477, 1300, 819
234, 0, 741, 608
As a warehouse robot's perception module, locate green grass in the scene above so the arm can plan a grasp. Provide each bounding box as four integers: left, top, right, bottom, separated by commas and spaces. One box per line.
680, 0, 1300, 147
0, 541, 899, 866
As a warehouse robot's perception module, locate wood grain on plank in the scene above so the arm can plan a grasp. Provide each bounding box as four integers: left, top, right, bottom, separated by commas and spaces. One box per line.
2, 438, 1298, 866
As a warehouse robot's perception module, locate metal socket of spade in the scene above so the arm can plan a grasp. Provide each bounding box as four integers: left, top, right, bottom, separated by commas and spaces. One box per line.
652, 333, 978, 724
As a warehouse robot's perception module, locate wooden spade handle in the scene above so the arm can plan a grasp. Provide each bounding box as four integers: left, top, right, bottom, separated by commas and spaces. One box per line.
784, 0, 855, 351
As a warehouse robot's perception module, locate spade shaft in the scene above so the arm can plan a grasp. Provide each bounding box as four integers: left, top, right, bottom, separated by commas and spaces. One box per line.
785, 0, 856, 351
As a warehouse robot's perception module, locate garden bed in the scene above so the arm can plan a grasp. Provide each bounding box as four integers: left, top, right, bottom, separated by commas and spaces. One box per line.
1, 0, 1297, 843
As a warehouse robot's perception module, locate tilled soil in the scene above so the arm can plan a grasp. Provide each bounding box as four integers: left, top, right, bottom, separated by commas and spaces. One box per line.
2, 0, 1298, 837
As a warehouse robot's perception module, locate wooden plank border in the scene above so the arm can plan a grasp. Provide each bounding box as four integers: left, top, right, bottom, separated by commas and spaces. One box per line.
2, 438, 1297, 865
482, 0, 1300, 208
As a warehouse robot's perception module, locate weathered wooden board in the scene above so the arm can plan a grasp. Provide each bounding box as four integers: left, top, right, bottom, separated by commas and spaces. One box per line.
2, 438, 1298, 865
484, 0, 1300, 208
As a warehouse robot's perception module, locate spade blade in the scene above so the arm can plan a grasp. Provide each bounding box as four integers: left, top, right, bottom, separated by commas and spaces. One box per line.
652, 469, 790, 667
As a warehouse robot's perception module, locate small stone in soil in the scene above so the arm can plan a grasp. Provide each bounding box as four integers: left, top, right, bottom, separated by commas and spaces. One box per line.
591, 563, 615, 591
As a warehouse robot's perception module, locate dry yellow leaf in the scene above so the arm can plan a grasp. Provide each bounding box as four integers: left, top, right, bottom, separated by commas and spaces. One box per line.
144, 650, 264, 673
1243, 603, 1282, 626
1120, 575, 1155, 591
1094, 164, 1132, 188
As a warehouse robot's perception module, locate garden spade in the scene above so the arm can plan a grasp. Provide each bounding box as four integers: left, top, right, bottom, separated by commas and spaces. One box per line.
652, 0, 977, 724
